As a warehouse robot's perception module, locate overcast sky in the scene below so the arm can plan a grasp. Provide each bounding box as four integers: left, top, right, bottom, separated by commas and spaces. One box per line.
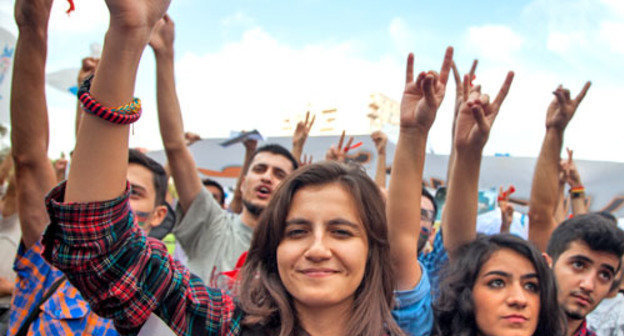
0, 0, 623, 161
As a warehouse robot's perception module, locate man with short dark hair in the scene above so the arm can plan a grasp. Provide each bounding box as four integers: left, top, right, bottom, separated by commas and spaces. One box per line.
419, 188, 438, 254
128, 149, 169, 235
528, 82, 624, 336
150, 16, 298, 283
201, 178, 225, 208
546, 215, 624, 330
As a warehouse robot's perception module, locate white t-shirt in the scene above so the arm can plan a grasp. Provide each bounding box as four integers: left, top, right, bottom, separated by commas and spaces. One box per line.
587, 293, 624, 336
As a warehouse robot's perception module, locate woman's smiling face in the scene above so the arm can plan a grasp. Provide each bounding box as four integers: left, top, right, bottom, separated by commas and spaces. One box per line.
277, 182, 369, 310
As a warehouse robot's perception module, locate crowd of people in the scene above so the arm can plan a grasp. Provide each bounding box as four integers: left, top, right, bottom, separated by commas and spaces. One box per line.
0, 0, 623, 335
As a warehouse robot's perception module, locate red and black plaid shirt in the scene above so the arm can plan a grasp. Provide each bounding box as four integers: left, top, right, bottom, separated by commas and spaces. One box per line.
573, 320, 596, 336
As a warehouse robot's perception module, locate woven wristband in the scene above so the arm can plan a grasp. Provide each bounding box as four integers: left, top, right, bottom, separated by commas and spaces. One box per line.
78, 75, 142, 125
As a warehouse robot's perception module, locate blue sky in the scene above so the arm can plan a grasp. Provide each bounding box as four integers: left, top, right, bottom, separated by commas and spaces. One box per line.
0, 0, 623, 161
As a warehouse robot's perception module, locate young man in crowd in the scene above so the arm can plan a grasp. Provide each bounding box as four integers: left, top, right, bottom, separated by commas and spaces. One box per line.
529, 82, 624, 336
418, 188, 438, 254
149, 15, 298, 284
202, 178, 226, 209
587, 236, 624, 336
127, 149, 170, 235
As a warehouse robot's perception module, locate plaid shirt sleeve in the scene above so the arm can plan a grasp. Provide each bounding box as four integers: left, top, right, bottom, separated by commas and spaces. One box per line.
41, 181, 241, 336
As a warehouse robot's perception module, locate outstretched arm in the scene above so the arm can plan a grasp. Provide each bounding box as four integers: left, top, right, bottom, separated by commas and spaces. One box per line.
388, 48, 453, 290
442, 71, 514, 254
563, 148, 588, 216
371, 130, 388, 189
150, 15, 203, 212
65, 0, 171, 203
229, 138, 257, 213
10, 0, 57, 248
528, 82, 590, 252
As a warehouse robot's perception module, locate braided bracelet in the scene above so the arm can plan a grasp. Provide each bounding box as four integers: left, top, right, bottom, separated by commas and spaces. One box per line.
78, 75, 142, 125
569, 186, 585, 199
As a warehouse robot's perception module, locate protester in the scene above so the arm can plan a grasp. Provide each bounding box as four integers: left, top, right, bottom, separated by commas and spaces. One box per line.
529, 83, 624, 336
433, 234, 566, 336
432, 62, 569, 336
150, 15, 299, 284
583, 213, 624, 336
417, 59, 483, 295
202, 178, 226, 208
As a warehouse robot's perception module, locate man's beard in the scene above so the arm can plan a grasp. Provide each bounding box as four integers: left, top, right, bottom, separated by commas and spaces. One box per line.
243, 200, 265, 217
564, 307, 585, 320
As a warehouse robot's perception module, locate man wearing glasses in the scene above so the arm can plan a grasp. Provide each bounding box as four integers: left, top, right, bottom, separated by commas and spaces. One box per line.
418, 187, 446, 298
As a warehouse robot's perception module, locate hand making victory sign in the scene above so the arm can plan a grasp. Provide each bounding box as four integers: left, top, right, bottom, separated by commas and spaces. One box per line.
291, 111, 315, 164
325, 130, 354, 162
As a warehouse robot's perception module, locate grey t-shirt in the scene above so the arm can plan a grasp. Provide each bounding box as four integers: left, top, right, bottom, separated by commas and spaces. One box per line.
173, 188, 253, 284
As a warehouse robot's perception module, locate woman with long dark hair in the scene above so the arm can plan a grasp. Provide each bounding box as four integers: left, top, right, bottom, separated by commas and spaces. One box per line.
434, 61, 565, 335
432, 234, 566, 336
237, 161, 405, 335
38, 0, 445, 332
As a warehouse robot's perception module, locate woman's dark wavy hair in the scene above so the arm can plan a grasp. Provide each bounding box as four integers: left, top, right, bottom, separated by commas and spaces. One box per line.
237, 161, 405, 336
432, 234, 566, 336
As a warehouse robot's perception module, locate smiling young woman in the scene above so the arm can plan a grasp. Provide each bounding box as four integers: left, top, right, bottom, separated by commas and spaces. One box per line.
432, 234, 567, 336
239, 161, 404, 336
